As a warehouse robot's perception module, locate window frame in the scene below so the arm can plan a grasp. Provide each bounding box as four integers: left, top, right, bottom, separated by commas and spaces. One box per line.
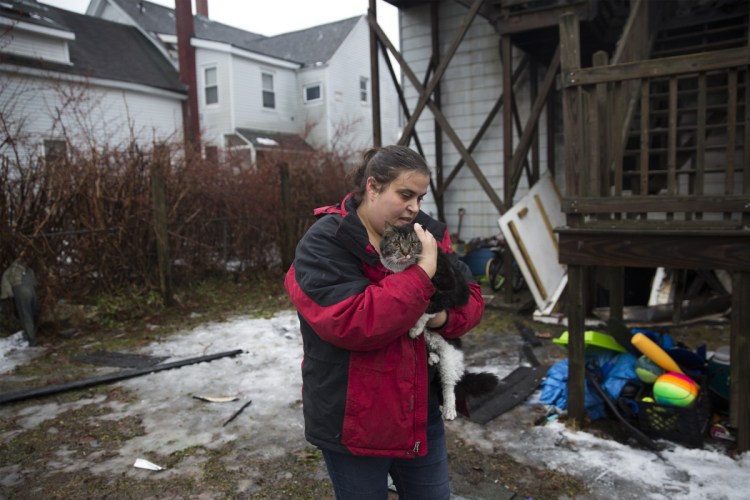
359, 76, 369, 104
43, 138, 67, 164
204, 65, 219, 106
262, 71, 276, 110
303, 82, 322, 104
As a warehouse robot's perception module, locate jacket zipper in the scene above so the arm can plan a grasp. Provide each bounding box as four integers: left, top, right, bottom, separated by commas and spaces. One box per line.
411, 333, 420, 456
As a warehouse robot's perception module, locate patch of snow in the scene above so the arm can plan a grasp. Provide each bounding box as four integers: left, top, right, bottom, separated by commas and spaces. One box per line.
1, 310, 748, 498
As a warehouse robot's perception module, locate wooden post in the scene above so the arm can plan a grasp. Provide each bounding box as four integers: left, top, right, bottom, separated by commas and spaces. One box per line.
279, 162, 294, 271
368, 0, 381, 147
151, 144, 173, 307
530, 58, 539, 183
431, 2, 445, 223
731, 272, 750, 453
567, 264, 587, 427
593, 50, 623, 319
560, 13, 583, 201
739, 9, 750, 454
546, 82, 556, 179
559, 12, 585, 427
502, 35, 514, 304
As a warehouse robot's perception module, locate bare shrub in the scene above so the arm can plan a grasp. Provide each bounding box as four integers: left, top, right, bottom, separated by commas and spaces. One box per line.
0, 139, 352, 310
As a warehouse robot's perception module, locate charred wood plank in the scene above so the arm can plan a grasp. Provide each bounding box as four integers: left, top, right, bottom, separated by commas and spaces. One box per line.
563, 47, 750, 87
557, 229, 750, 271
0, 349, 244, 405
561, 194, 750, 214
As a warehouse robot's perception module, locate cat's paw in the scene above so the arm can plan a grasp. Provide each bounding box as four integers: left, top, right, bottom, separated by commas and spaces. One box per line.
408, 313, 435, 339
408, 325, 423, 339
442, 406, 457, 420
428, 352, 441, 365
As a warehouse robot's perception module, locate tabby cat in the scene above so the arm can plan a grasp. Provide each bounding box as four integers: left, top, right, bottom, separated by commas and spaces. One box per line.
379, 222, 497, 420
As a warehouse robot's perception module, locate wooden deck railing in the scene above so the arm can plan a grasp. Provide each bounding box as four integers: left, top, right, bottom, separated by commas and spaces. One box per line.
557, 1, 750, 453
559, 3, 749, 226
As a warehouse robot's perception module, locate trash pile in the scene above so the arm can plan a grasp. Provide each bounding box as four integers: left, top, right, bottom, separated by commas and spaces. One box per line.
539, 320, 733, 450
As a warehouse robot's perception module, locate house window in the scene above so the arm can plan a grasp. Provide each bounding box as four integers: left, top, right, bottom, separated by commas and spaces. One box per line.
262, 72, 275, 109
304, 83, 322, 103
359, 76, 369, 103
204, 66, 218, 105
43, 139, 66, 164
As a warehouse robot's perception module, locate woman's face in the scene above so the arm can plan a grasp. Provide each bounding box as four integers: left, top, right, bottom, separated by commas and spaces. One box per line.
365, 170, 430, 235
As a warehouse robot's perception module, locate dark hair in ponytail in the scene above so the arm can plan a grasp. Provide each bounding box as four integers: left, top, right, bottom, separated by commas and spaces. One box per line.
348, 146, 430, 204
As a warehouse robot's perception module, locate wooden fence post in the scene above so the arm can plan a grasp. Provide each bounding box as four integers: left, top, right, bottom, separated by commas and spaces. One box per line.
151, 144, 173, 306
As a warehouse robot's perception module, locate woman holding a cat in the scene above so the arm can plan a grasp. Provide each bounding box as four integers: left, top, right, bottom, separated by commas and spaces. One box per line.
285, 145, 484, 499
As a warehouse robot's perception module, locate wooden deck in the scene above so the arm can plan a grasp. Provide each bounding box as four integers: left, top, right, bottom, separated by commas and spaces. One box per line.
557, 0, 750, 452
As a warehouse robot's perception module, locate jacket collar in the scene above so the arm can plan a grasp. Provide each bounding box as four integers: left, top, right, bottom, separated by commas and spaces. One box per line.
314, 193, 379, 266
313, 192, 355, 218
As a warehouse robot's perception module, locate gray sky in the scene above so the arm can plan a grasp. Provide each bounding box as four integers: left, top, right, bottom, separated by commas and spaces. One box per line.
41, 0, 400, 44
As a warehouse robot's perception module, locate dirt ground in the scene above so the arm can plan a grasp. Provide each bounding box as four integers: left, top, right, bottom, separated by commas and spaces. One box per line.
0, 281, 732, 499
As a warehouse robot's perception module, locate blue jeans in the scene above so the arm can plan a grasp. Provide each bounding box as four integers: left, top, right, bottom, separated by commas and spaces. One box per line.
321, 408, 450, 500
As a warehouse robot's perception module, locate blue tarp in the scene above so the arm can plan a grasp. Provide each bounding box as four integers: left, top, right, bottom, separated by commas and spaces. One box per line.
540, 330, 678, 420
539, 350, 639, 420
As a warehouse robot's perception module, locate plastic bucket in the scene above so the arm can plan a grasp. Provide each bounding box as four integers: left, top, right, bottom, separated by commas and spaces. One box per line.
462, 247, 494, 276
707, 345, 730, 401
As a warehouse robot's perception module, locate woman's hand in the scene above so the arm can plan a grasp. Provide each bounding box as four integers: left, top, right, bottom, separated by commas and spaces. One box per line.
414, 223, 437, 278
426, 310, 448, 329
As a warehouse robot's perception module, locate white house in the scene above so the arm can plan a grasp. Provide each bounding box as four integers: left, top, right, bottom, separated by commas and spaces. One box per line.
86, 0, 401, 161
0, 1, 185, 161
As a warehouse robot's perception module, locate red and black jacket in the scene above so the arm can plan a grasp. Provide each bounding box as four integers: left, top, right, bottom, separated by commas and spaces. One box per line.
284, 194, 484, 458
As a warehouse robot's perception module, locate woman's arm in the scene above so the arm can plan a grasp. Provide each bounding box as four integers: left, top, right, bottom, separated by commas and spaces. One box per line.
285, 217, 435, 351
431, 281, 484, 339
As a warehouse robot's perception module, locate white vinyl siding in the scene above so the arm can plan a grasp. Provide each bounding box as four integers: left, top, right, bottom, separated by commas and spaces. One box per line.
227, 56, 298, 137
323, 17, 400, 150
399, 0, 546, 239
0, 72, 183, 161
194, 49, 233, 146
2, 28, 71, 64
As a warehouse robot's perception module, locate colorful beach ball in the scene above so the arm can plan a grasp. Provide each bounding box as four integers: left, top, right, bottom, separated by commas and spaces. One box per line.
653, 372, 698, 407
635, 355, 665, 384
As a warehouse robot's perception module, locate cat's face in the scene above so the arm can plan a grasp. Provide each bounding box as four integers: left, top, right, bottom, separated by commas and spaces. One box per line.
379, 223, 422, 273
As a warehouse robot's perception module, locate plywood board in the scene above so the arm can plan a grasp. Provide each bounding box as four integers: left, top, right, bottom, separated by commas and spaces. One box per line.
498, 174, 566, 315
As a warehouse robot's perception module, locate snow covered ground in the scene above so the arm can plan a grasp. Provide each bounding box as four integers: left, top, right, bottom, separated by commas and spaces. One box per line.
1, 311, 748, 498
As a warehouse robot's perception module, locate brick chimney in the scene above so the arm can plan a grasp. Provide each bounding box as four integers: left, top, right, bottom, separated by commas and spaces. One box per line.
175, 0, 200, 149
196, 0, 208, 17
